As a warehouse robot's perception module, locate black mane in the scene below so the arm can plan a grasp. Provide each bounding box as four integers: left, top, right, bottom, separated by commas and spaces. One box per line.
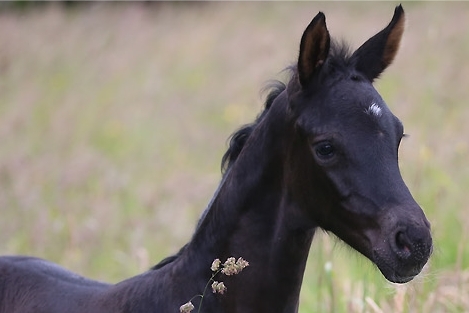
221, 80, 286, 173
151, 244, 188, 270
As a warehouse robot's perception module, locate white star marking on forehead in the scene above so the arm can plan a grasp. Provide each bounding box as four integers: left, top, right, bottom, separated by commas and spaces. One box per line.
365, 102, 382, 117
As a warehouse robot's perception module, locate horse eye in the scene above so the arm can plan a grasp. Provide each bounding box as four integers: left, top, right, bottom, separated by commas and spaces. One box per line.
315, 142, 335, 159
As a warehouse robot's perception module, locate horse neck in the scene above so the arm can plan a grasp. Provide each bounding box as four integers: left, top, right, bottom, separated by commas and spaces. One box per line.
180, 92, 317, 313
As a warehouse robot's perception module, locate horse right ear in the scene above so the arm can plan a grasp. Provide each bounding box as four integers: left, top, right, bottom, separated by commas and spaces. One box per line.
297, 12, 330, 88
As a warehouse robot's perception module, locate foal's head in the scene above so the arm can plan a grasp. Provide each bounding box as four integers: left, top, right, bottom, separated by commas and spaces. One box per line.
284, 6, 432, 283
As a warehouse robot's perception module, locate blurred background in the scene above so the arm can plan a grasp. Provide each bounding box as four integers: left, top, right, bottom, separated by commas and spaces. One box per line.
0, 2, 468, 312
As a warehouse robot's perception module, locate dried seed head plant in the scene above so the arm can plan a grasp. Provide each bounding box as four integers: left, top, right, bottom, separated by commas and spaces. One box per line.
179, 257, 249, 313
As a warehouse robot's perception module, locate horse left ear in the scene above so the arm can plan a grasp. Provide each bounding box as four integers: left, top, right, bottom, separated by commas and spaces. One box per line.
352, 5, 405, 81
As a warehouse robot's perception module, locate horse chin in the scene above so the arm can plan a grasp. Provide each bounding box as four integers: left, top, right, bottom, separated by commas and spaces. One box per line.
372, 250, 424, 284
377, 265, 416, 284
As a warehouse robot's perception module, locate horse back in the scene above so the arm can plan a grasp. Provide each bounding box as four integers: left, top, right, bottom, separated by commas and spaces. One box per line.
0, 256, 110, 313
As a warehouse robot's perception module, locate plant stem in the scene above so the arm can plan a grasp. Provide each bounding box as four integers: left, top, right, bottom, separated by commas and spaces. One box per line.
197, 271, 220, 313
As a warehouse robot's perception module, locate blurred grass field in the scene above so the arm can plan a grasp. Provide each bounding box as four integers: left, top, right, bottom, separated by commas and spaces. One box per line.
0, 2, 468, 312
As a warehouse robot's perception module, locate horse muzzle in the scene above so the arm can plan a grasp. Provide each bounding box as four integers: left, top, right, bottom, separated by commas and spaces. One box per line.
373, 220, 433, 283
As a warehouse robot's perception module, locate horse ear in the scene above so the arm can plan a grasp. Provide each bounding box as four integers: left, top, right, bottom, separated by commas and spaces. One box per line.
298, 12, 330, 88
352, 5, 405, 81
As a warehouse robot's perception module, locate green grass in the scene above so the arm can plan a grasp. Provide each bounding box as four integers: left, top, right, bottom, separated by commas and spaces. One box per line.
0, 2, 468, 312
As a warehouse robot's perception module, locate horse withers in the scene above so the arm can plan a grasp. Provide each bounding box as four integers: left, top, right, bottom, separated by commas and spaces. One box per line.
0, 5, 432, 313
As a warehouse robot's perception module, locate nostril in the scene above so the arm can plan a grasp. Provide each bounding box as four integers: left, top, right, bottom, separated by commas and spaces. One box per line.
395, 231, 411, 255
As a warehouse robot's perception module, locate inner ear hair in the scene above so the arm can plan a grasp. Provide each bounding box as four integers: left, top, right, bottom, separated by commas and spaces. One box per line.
382, 6, 405, 69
